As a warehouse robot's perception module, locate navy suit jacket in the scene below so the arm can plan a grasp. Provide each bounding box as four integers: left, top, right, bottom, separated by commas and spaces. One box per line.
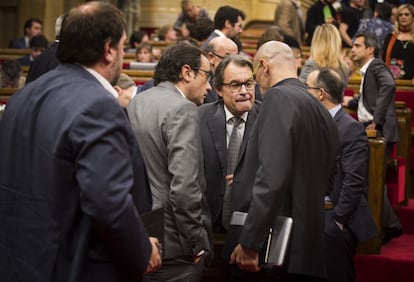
326, 107, 377, 243
199, 100, 260, 227
0, 64, 152, 282
26, 42, 59, 84
9, 37, 28, 49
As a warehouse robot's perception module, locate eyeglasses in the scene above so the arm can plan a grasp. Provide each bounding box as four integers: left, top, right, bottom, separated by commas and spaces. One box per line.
222, 79, 256, 92
193, 67, 213, 81
211, 51, 225, 60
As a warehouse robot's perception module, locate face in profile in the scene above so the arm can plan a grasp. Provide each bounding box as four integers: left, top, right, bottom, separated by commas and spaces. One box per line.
111, 32, 127, 85
187, 55, 212, 105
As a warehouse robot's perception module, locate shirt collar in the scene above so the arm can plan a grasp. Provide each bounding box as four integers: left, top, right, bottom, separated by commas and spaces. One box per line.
214, 29, 226, 38
83, 66, 119, 98
360, 58, 375, 76
329, 104, 341, 118
224, 105, 248, 123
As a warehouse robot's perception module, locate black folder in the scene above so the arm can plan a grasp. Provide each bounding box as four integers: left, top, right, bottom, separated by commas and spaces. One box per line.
141, 207, 164, 247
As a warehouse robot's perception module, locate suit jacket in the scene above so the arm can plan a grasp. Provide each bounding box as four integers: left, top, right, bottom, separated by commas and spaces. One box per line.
327, 107, 377, 243
16, 55, 33, 67
199, 100, 260, 227
202, 31, 221, 49
26, 42, 59, 84
9, 37, 28, 49
127, 81, 212, 260
224, 78, 339, 279
348, 58, 399, 143
274, 0, 304, 45
0, 64, 153, 282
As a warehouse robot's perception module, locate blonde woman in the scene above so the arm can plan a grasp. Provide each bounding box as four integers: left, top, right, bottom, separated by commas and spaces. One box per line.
382, 4, 414, 83
299, 24, 349, 86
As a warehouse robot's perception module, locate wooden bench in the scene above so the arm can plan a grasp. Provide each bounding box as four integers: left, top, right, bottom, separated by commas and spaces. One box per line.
121, 69, 154, 85
0, 88, 18, 103
0, 48, 30, 62
357, 130, 386, 254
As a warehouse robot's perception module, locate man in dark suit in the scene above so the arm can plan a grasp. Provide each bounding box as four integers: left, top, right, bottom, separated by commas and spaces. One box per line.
343, 33, 403, 243
199, 54, 260, 234
0, 2, 161, 281
202, 6, 245, 49
306, 67, 377, 282
9, 18, 43, 49
224, 41, 339, 281
16, 34, 49, 67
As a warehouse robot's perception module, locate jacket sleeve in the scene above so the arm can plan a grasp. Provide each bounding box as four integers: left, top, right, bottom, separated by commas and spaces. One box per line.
71, 97, 151, 276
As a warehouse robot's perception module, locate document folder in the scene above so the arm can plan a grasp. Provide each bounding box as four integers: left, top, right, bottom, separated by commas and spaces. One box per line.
230, 212, 293, 267
141, 207, 164, 246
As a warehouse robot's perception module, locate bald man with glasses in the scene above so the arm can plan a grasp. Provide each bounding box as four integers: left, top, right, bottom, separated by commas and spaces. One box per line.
223, 41, 339, 282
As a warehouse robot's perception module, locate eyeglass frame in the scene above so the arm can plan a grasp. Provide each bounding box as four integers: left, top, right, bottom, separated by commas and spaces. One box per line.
211, 51, 225, 60
221, 78, 256, 92
192, 67, 213, 81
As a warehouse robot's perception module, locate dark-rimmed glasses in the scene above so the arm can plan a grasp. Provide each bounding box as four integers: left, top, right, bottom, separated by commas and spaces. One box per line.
193, 67, 213, 81
222, 79, 256, 92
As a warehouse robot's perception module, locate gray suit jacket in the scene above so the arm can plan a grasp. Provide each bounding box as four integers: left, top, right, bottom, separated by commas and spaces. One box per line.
127, 81, 212, 260
199, 100, 260, 227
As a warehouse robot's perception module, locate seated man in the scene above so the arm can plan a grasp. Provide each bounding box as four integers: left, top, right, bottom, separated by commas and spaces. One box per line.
9, 18, 43, 49
16, 34, 49, 67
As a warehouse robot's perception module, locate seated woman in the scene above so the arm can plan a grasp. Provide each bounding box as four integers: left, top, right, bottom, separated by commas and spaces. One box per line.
135, 42, 154, 63
382, 4, 414, 84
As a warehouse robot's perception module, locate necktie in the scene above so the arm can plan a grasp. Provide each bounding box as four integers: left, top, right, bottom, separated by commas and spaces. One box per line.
222, 117, 243, 228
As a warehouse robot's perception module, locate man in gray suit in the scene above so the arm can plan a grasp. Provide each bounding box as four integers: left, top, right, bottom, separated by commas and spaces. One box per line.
199, 54, 260, 234
127, 42, 213, 282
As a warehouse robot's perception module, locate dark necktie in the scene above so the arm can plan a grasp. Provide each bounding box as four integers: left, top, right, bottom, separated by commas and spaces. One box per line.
222, 117, 243, 228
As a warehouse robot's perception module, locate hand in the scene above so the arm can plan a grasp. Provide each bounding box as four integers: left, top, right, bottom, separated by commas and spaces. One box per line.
342, 96, 353, 107
193, 250, 205, 264
366, 122, 376, 130
229, 244, 260, 272
226, 174, 234, 186
145, 237, 162, 274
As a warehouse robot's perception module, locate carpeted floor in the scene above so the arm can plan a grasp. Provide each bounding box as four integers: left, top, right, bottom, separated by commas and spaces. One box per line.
355, 198, 414, 282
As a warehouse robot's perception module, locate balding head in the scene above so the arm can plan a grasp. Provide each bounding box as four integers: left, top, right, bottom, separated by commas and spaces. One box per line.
253, 40, 297, 93
205, 36, 238, 71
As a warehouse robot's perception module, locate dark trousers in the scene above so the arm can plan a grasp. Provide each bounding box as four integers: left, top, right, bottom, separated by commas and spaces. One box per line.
143, 256, 204, 282
324, 215, 357, 282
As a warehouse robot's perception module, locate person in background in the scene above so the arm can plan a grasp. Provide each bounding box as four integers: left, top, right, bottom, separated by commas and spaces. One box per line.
382, 4, 414, 83
0, 2, 161, 281
157, 24, 178, 43
135, 42, 154, 63
9, 18, 43, 49
305, 0, 338, 46
202, 6, 245, 49
130, 30, 150, 49
127, 42, 213, 282
0, 60, 24, 88
340, 0, 369, 47
354, 2, 394, 49
274, 0, 305, 45
174, 0, 211, 38
299, 24, 349, 85
203, 36, 239, 103
306, 67, 377, 282
26, 13, 65, 84
186, 17, 215, 47
16, 34, 49, 67
114, 73, 138, 108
